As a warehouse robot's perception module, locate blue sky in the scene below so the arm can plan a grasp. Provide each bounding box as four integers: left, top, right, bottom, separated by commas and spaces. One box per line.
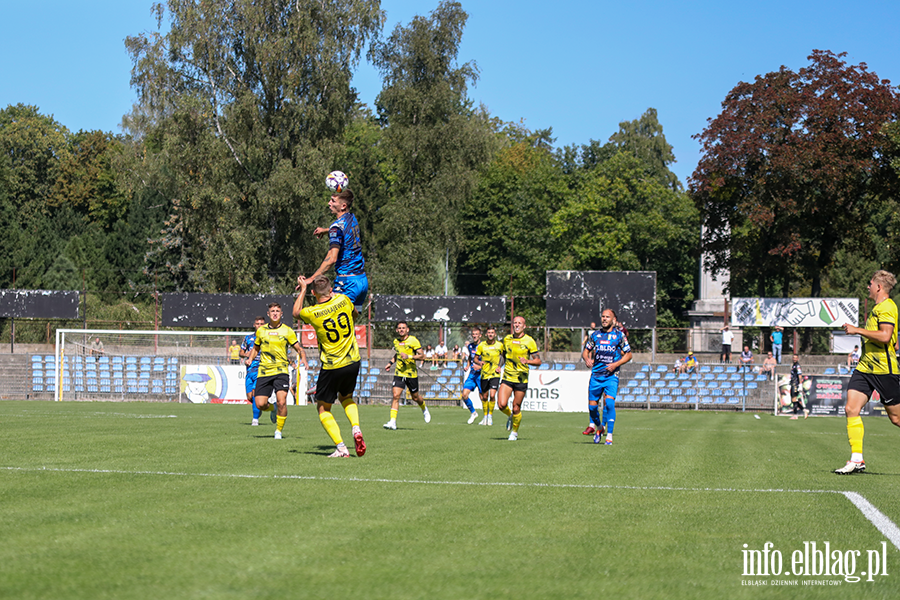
2, 1, 899, 185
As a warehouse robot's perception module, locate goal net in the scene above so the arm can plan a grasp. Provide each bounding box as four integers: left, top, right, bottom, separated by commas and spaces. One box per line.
53, 329, 309, 404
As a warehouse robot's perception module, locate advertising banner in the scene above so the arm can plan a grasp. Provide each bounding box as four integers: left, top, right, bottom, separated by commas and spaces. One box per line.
775, 373, 884, 417
469, 370, 591, 412
180, 365, 307, 405
731, 298, 859, 328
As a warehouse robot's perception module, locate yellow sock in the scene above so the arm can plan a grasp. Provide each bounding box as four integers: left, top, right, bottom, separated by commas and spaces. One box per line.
512, 412, 523, 432
319, 411, 343, 445
341, 398, 360, 428
419, 401, 427, 411
261, 403, 273, 412
276, 414, 286, 432
500, 404, 512, 417
486, 401, 494, 415
847, 416, 864, 455
390, 408, 398, 422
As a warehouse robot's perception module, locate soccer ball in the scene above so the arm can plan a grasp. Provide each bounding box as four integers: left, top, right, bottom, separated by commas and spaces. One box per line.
325, 170, 349, 192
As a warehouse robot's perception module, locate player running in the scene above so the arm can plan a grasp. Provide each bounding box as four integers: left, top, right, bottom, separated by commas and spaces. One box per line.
244, 303, 308, 439
474, 326, 504, 426
497, 316, 542, 441
459, 327, 482, 424
240, 316, 266, 426
835, 270, 900, 474
383, 321, 431, 429
582, 309, 632, 445
301, 188, 368, 312
294, 276, 366, 458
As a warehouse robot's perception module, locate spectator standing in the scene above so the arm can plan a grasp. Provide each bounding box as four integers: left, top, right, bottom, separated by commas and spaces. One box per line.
770, 326, 784, 364
228, 340, 241, 364
720, 325, 734, 363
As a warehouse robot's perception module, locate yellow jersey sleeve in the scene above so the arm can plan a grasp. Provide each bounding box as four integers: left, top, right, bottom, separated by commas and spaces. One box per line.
393, 335, 421, 378
857, 298, 899, 375
476, 341, 503, 379
299, 294, 360, 370
255, 324, 298, 377
501, 334, 538, 384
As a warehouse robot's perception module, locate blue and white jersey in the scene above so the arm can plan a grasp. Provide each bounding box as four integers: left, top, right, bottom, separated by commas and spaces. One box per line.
584, 328, 631, 378
464, 340, 481, 372
329, 212, 365, 276
241, 332, 260, 373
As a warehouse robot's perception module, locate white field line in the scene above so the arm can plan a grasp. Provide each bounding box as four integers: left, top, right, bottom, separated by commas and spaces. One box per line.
4, 465, 900, 550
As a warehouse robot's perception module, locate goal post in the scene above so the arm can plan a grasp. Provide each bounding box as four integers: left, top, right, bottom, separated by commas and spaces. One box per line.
54, 329, 309, 404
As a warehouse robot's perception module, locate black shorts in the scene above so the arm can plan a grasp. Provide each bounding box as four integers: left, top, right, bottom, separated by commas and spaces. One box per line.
315, 362, 360, 405
393, 376, 419, 394
500, 379, 528, 393
480, 377, 500, 392
255, 373, 290, 398
848, 370, 900, 406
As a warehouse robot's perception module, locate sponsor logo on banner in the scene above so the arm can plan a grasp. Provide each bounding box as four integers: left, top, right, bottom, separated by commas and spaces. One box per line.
180, 365, 305, 405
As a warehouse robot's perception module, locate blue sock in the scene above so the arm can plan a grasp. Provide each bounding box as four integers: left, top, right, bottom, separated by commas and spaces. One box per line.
252, 400, 261, 420
605, 396, 616, 434
463, 398, 475, 413
588, 405, 602, 428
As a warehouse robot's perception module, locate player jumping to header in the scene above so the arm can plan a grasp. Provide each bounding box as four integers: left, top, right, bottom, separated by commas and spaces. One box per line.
582, 309, 632, 445
301, 188, 368, 312
294, 276, 366, 458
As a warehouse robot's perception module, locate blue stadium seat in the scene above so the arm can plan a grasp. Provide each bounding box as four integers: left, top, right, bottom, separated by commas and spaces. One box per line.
448, 377, 460, 385
437, 377, 448, 384
626, 380, 638, 388
664, 373, 676, 380
31, 355, 42, 364
699, 365, 711, 373
648, 395, 660, 403
729, 373, 742, 381
655, 365, 667, 372
727, 397, 740, 405
366, 375, 377, 383
638, 380, 649, 388
824, 367, 836, 375
712, 366, 724, 373
707, 381, 719, 389
441, 369, 453, 377
634, 372, 646, 380
650, 373, 661, 380
370, 368, 380, 375
446, 362, 457, 369
360, 390, 371, 398
361, 360, 369, 368
716, 373, 727, 381
674, 396, 688, 403
564, 363, 576, 370
634, 395, 647, 403
640, 364, 650, 372
747, 382, 758, 389
725, 366, 737, 374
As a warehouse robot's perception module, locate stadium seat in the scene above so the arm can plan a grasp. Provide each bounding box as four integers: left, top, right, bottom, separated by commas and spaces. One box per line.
725, 366, 737, 373
448, 377, 460, 385
756, 374, 768, 381
626, 380, 638, 388
361, 360, 369, 368
720, 382, 732, 389
712, 366, 724, 373
824, 367, 836, 375
650, 373, 660, 380
370, 368, 380, 375
655, 365, 667, 372
677, 373, 689, 380
640, 364, 650, 371
707, 381, 719, 389
702, 373, 714, 380
634, 372, 646, 379
126, 357, 137, 365
747, 382, 758, 389
713, 397, 726, 404
31, 355, 42, 364
648, 395, 660, 403
538, 363, 550, 370
98, 356, 109, 365
634, 395, 647, 403
701, 397, 713, 404
716, 373, 727, 381
674, 396, 688, 403
446, 362, 457, 369
698, 365, 711, 373
727, 398, 740, 405
553, 363, 564, 370
653, 380, 665, 388
112, 362, 123, 371
564, 363, 576, 370
638, 380, 649, 388
360, 390, 371, 398
664, 373, 676, 380
43, 355, 55, 362
729, 373, 742, 381
366, 375, 377, 383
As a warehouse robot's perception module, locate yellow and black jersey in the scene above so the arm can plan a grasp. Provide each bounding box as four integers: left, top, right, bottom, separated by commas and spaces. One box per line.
298, 293, 359, 370
476, 340, 504, 379
501, 333, 539, 384
392, 335, 422, 379
857, 298, 899, 375
254, 323, 299, 378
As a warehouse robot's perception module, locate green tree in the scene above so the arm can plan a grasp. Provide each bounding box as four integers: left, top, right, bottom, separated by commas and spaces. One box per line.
459, 132, 568, 323
370, 0, 496, 294
690, 50, 900, 298
126, 0, 384, 292
608, 108, 681, 191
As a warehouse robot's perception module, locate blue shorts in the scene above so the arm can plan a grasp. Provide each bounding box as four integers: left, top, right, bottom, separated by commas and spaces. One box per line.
588, 375, 619, 403
245, 366, 259, 396
463, 369, 481, 392
334, 273, 369, 309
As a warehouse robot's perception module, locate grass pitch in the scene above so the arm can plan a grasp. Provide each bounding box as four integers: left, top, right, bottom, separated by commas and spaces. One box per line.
2, 401, 899, 599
